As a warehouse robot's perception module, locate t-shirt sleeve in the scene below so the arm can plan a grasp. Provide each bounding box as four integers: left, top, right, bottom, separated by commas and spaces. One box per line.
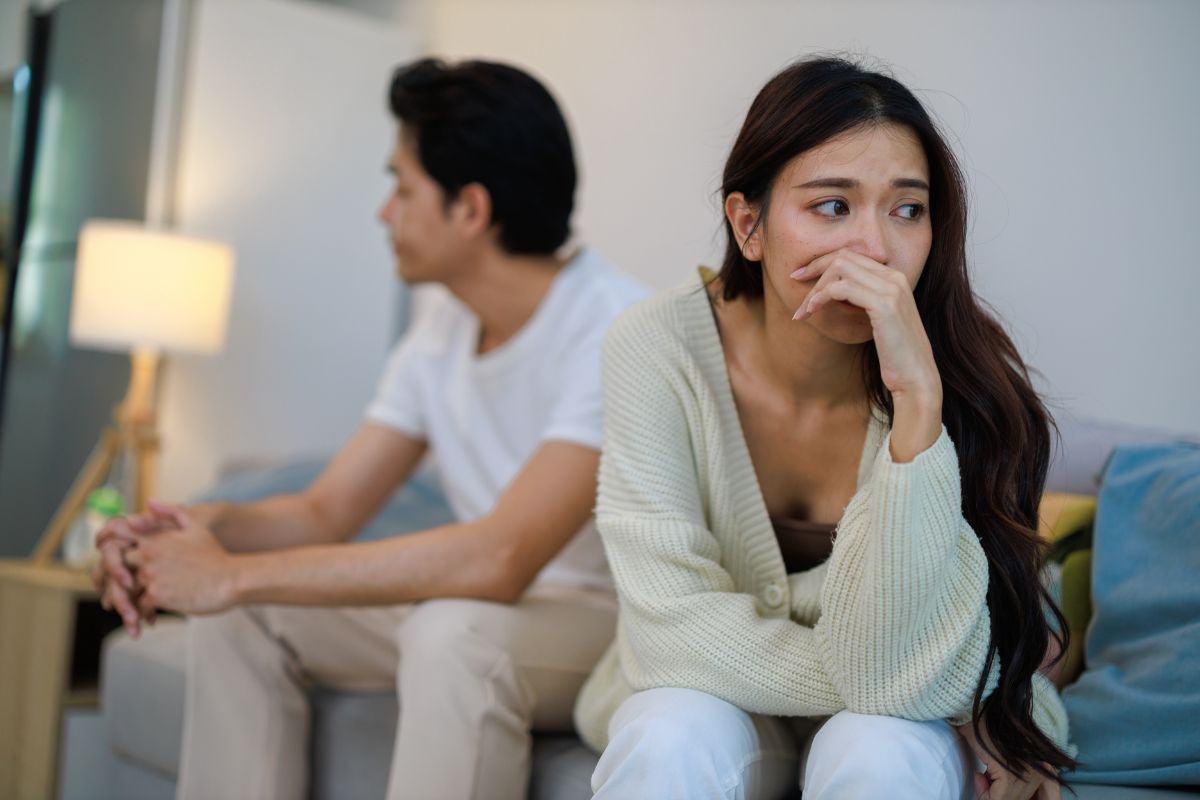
539, 328, 606, 451
364, 335, 427, 439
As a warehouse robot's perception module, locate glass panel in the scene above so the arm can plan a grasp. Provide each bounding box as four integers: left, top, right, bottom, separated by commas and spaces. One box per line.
0, 0, 164, 557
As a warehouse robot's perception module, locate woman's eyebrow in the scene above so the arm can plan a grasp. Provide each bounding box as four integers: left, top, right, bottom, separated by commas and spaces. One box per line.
795, 177, 857, 189
793, 177, 930, 190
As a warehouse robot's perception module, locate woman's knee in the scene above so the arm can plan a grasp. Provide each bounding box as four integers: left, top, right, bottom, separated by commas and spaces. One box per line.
617, 688, 757, 755
803, 711, 969, 800
594, 688, 797, 798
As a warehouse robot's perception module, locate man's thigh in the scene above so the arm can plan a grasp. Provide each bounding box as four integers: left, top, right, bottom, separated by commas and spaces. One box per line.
254, 604, 412, 691
398, 585, 617, 731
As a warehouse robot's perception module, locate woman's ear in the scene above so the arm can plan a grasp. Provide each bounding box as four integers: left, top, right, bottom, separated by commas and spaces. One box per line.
450, 182, 494, 240
724, 192, 763, 262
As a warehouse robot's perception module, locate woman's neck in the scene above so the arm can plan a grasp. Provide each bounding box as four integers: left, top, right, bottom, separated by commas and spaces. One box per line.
714, 279, 868, 411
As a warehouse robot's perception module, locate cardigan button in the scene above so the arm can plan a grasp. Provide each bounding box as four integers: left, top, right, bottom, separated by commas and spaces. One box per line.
763, 582, 785, 608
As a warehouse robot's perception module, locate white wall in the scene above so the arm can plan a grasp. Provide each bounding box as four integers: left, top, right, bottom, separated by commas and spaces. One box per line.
423, 0, 1200, 434
157, 0, 417, 500
0, 1, 27, 76
0, 0, 62, 73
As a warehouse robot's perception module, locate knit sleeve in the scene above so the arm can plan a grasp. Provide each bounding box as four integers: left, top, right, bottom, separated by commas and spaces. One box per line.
595, 313, 843, 717
1031, 672, 1074, 754
815, 428, 994, 720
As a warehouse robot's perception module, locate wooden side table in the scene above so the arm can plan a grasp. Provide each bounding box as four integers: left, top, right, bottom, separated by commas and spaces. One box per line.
0, 559, 120, 800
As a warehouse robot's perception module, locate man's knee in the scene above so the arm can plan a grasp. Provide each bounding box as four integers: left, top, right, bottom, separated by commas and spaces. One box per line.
804, 711, 967, 800
185, 606, 296, 677
187, 606, 261, 651
395, 598, 510, 672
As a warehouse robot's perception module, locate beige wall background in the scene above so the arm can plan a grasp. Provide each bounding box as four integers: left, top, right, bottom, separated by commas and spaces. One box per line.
423, 0, 1200, 436
155, 0, 416, 500
7, 0, 1197, 503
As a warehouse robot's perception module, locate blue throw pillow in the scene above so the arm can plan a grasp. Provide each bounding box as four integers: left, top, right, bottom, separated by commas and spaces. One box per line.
1063, 442, 1200, 786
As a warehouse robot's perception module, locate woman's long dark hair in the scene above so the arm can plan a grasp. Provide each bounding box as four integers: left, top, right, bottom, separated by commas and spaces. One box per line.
719, 57, 1076, 782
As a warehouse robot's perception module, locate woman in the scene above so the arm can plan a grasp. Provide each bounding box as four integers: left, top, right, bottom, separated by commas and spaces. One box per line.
573, 57, 1077, 799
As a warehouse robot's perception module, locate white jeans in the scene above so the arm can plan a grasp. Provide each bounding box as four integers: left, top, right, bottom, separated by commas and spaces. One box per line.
592, 687, 974, 800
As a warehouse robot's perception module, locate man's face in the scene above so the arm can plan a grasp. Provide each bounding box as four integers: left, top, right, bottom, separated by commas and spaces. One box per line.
377, 133, 466, 284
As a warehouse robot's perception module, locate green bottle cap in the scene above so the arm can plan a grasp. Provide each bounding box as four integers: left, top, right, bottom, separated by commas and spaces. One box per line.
86, 486, 126, 518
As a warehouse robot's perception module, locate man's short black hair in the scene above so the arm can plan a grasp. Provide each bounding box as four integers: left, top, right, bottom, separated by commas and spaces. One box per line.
388, 58, 577, 256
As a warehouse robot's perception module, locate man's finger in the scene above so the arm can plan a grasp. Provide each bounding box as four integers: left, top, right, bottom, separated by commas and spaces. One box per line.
127, 511, 174, 534
123, 545, 146, 569
149, 500, 192, 530
100, 540, 136, 591
96, 517, 140, 548
91, 560, 107, 594
127, 512, 153, 530
142, 502, 190, 533
136, 589, 158, 622
105, 582, 142, 638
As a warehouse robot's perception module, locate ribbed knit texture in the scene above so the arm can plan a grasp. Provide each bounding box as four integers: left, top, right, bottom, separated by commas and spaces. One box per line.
573, 273, 1072, 757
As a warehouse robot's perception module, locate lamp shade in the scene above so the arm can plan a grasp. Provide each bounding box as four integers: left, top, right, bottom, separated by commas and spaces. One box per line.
70, 220, 235, 354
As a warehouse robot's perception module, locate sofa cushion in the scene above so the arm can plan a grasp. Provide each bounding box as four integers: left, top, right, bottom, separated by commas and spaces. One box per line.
1047, 416, 1195, 495
1063, 442, 1200, 786
101, 618, 188, 779
101, 617, 599, 799
102, 457, 601, 797
1069, 785, 1200, 800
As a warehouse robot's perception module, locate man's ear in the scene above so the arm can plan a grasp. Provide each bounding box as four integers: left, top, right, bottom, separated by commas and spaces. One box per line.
450, 182, 494, 240
724, 192, 763, 262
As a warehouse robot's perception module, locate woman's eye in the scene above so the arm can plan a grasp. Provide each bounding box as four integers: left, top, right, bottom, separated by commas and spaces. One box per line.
894, 202, 925, 220
813, 199, 850, 217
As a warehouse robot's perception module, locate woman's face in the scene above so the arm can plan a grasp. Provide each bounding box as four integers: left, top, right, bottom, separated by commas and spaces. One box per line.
730, 122, 933, 344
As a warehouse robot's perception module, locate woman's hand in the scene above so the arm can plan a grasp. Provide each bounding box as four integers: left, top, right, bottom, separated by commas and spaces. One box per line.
791, 248, 942, 460
955, 722, 1062, 800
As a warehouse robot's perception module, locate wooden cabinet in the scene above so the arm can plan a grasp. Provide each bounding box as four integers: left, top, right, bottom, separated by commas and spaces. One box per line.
0, 560, 119, 799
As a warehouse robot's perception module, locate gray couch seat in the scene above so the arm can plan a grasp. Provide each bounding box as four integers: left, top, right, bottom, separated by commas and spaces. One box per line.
99, 420, 1200, 799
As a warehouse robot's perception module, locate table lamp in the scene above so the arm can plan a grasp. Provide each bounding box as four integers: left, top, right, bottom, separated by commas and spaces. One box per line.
32, 219, 234, 565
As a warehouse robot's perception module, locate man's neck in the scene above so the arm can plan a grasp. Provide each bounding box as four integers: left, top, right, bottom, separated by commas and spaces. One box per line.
443, 249, 573, 354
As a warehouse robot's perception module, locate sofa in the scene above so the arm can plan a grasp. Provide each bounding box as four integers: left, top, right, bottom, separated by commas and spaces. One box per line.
98, 414, 1199, 799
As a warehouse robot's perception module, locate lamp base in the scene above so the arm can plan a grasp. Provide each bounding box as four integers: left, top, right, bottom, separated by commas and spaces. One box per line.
32, 421, 160, 566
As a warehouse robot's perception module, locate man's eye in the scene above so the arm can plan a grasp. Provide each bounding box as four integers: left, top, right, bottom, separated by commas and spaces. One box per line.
895, 203, 925, 220
813, 199, 850, 217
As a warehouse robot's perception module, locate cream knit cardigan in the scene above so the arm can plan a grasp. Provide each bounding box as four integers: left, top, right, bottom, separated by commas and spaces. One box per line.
573, 272, 1071, 755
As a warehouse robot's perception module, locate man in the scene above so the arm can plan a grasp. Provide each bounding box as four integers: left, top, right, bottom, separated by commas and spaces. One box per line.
94, 58, 645, 800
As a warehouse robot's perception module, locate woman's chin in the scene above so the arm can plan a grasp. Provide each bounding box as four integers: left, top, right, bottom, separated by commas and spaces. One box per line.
810, 312, 874, 345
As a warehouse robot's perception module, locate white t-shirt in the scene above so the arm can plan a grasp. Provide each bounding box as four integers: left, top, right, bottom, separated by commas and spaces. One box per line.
365, 249, 648, 590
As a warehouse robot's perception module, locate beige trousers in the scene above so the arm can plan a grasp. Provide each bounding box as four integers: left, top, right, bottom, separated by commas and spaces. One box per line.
176, 585, 616, 800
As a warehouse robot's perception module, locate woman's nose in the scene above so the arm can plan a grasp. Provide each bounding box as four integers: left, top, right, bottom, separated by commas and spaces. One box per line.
847, 215, 888, 265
